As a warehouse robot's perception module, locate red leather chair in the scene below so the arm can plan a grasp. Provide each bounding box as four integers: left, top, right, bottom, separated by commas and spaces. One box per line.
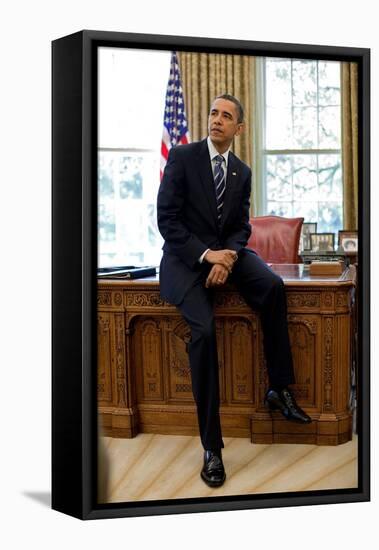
247, 215, 304, 264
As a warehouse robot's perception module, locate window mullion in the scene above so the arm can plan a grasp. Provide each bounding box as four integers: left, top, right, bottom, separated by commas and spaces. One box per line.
316, 61, 320, 148
266, 149, 340, 155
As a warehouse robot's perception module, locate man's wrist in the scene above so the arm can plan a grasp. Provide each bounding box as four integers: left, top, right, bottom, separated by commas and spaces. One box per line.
199, 248, 210, 263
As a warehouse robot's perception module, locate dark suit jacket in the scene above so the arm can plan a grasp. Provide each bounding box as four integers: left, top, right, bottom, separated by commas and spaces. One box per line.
157, 138, 252, 305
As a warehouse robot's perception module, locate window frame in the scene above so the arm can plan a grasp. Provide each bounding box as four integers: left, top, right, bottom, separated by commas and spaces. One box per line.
253, 56, 344, 233
97, 47, 171, 268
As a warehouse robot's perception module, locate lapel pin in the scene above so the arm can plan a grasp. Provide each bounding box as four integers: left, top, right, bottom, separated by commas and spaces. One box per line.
232, 172, 237, 176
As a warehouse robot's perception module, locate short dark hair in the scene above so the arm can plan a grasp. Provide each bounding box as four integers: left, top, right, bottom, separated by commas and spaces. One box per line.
214, 94, 244, 123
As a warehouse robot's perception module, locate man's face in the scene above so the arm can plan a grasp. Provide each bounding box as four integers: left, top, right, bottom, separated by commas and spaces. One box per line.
208, 98, 243, 151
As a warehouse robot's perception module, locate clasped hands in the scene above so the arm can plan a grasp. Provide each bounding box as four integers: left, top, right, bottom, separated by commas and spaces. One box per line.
204, 249, 238, 288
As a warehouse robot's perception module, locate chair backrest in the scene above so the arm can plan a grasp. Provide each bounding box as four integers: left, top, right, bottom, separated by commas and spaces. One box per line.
247, 215, 304, 264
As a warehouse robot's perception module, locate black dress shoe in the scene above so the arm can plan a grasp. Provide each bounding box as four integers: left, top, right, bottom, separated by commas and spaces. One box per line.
264, 387, 312, 424
201, 450, 226, 487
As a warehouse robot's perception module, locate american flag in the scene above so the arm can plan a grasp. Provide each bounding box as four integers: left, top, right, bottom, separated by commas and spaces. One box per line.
160, 51, 190, 180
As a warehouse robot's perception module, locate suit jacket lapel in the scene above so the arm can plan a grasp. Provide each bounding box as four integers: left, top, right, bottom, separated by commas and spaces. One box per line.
219, 152, 240, 229
197, 139, 219, 229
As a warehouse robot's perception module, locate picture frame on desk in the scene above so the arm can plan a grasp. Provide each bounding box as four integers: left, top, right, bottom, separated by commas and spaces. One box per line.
310, 232, 335, 252
52, 30, 370, 520
339, 230, 359, 252
301, 222, 317, 251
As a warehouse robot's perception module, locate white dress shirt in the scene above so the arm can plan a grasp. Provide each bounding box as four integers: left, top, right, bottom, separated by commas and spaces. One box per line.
198, 137, 231, 263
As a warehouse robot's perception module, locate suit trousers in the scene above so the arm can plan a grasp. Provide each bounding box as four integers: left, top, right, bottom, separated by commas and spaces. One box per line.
175, 248, 295, 451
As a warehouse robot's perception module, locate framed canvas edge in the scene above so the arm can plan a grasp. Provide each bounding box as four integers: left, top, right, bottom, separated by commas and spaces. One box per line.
52, 29, 370, 520
52, 31, 86, 520
55, 28, 371, 59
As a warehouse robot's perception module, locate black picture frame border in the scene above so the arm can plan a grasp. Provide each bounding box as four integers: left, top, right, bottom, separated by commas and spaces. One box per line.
52, 29, 370, 520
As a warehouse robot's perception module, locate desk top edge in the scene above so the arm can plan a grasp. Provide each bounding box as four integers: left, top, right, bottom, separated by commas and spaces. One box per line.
97, 264, 356, 288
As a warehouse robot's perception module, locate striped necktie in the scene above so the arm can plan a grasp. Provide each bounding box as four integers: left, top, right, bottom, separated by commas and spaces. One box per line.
213, 154, 226, 223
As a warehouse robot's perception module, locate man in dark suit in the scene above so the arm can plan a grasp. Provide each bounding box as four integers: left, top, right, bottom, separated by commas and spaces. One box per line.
157, 94, 311, 488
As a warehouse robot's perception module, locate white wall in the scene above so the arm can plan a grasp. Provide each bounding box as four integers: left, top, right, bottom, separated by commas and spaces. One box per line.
0, 1, 376, 548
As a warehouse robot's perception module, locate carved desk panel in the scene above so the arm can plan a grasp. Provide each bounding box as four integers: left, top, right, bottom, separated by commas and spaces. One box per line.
98, 264, 356, 445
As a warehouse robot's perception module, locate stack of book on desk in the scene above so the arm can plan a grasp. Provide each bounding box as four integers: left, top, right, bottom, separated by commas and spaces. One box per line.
97, 265, 157, 279
309, 260, 344, 276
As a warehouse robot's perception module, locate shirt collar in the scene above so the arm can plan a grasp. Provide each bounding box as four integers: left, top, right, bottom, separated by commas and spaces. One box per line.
207, 135, 230, 167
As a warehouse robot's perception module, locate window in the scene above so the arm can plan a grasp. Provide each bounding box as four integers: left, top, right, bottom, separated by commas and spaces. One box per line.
98, 48, 171, 268
98, 51, 344, 266
257, 57, 343, 237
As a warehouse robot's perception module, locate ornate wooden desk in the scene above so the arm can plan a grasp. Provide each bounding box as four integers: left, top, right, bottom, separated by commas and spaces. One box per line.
98, 264, 356, 445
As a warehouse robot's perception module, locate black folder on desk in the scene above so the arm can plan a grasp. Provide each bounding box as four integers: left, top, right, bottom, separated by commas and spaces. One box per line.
97, 266, 156, 279
98, 265, 136, 273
